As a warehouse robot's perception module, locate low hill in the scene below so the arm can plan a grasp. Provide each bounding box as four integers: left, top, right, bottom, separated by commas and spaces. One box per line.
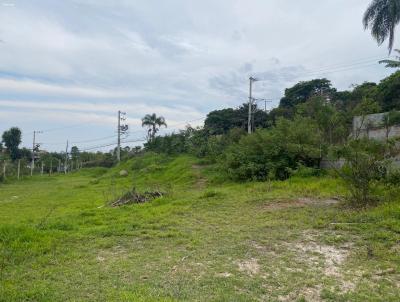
0, 153, 399, 301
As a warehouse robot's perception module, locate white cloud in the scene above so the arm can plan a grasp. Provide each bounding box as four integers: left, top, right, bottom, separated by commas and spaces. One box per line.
0, 79, 132, 98
0, 0, 396, 150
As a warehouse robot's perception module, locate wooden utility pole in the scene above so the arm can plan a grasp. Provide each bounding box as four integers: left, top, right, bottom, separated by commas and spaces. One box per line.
117, 110, 121, 163
50, 158, 53, 175
3, 161, 5, 179
65, 140, 69, 174
31, 131, 36, 176
41, 162, 44, 175
17, 159, 20, 180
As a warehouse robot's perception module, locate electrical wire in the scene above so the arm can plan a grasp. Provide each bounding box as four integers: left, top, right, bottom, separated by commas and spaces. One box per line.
24, 55, 394, 150
79, 138, 146, 151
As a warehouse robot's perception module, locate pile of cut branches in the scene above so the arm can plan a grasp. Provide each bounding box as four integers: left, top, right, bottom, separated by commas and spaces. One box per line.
110, 188, 164, 207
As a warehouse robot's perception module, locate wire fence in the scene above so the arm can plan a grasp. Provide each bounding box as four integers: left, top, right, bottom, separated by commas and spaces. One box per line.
0, 158, 83, 182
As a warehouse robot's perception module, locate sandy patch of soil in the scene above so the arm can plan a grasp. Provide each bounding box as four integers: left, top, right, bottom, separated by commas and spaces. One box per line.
278, 285, 322, 302
216, 272, 233, 278
291, 232, 356, 292
263, 197, 339, 210
237, 258, 260, 276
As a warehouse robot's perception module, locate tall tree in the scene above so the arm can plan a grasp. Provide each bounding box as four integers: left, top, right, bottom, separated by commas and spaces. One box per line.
70, 146, 80, 161
2, 127, 22, 161
205, 103, 269, 135
376, 70, 400, 110
363, 0, 400, 53
279, 79, 335, 110
141, 113, 167, 141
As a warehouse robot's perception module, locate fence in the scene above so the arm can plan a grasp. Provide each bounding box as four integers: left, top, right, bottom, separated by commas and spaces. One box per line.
0, 158, 84, 182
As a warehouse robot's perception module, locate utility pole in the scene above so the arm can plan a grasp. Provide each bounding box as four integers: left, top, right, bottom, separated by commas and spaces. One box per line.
31, 131, 36, 176
65, 140, 69, 174
17, 159, 20, 180
248, 77, 258, 134
117, 110, 121, 163
50, 158, 53, 176
30, 130, 42, 176
117, 111, 128, 163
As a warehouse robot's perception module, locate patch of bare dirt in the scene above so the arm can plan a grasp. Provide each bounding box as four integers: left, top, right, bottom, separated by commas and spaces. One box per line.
170, 262, 207, 281
278, 285, 322, 302
216, 272, 233, 278
263, 197, 340, 210
192, 164, 207, 189
237, 258, 260, 276
96, 245, 128, 263
290, 232, 356, 292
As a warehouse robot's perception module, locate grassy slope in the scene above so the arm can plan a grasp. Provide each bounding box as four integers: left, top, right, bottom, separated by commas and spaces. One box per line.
0, 153, 400, 301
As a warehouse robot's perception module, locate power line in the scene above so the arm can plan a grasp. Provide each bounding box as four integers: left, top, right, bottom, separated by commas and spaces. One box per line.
255, 57, 387, 84
25, 122, 91, 135
297, 62, 379, 78
79, 138, 146, 152
71, 134, 118, 144
298, 56, 386, 74
252, 57, 388, 104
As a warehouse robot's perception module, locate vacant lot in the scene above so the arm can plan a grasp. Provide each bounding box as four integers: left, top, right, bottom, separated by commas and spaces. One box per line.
1, 154, 400, 301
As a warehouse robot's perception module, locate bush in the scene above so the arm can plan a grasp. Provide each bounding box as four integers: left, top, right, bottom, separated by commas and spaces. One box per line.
385, 167, 400, 186
290, 165, 324, 178
330, 138, 399, 206
221, 117, 322, 181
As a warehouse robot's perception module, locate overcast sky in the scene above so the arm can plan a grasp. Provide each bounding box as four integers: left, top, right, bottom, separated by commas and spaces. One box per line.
0, 0, 396, 151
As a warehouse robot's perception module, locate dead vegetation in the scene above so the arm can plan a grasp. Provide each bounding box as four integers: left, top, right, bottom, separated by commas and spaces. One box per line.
110, 187, 164, 207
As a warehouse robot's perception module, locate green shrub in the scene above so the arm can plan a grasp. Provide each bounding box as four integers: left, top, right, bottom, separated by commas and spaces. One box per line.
221, 117, 322, 181
330, 138, 398, 206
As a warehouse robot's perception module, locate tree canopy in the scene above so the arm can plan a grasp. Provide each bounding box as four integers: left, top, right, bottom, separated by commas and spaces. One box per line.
2, 127, 22, 161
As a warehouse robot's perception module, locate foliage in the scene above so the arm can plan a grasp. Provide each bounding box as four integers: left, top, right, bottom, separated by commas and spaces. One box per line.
330, 138, 399, 206
379, 49, 400, 67
222, 117, 322, 181
376, 70, 400, 111
353, 98, 382, 138
279, 78, 335, 112
380, 110, 400, 140
204, 103, 269, 135
297, 96, 348, 145
141, 113, 167, 141
1, 127, 22, 161
145, 126, 246, 162
363, 0, 400, 53
70, 146, 80, 161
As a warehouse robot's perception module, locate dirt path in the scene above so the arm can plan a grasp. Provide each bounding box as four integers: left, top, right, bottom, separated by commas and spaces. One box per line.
192, 164, 207, 190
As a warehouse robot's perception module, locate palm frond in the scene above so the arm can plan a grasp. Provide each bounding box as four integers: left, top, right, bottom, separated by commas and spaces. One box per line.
363, 0, 400, 53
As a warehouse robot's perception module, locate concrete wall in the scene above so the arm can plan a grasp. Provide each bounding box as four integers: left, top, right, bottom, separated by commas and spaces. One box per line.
320, 111, 400, 170
353, 112, 400, 140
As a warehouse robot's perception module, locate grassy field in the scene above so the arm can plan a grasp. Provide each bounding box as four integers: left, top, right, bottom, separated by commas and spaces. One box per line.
1, 153, 400, 301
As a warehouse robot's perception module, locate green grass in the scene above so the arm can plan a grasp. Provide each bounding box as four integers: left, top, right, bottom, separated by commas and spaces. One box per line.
1, 153, 400, 301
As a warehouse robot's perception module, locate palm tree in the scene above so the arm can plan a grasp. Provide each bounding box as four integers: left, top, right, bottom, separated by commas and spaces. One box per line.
363, 0, 400, 53
141, 113, 167, 141
379, 49, 400, 67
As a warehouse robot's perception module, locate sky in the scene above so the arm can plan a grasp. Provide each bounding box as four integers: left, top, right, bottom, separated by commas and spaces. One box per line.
0, 0, 396, 152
